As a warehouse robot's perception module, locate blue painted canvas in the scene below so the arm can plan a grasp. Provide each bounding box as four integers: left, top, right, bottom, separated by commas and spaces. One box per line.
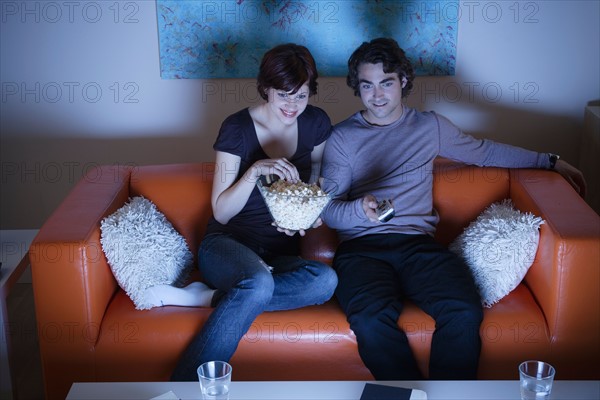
157, 0, 458, 78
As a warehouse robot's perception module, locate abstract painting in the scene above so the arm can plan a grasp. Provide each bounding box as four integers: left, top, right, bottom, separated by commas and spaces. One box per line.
157, 0, 458, 79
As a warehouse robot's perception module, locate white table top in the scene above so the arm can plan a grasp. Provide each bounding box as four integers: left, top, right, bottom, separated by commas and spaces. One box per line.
66, 380, 600, 400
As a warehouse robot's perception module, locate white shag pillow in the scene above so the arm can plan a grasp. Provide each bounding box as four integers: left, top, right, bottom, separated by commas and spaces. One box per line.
100, 196, 193, 310
449, 199, 544, 308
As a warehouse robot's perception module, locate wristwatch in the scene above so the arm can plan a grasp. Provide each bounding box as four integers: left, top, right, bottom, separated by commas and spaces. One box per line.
548, 153, 560, 169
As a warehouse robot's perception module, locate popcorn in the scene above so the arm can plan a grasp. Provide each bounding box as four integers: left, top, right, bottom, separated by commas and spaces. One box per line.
258, 179, 332, 231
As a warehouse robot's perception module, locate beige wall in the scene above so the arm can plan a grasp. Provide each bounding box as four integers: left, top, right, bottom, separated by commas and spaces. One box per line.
1, 0, 599, 229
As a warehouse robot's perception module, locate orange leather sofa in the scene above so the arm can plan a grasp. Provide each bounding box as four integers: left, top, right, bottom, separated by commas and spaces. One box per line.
29, 160, 600, 399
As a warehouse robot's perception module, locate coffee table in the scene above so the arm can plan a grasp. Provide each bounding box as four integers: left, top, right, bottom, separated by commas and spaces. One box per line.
66, 380, 599, 399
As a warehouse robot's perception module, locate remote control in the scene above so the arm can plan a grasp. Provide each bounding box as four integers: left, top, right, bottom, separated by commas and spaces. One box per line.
376, 199, 395, 222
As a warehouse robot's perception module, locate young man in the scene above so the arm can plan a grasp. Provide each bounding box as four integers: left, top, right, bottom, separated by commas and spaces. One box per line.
320, 38, 586, 380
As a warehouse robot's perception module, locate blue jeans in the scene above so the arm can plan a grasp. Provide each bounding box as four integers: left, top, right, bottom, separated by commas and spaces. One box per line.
171, 233, 337, 381
334, 233, 483, 380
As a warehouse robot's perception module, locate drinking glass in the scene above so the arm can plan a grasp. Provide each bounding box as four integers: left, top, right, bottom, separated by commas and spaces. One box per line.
519, 360, 555, 400
197, 361, 232, 400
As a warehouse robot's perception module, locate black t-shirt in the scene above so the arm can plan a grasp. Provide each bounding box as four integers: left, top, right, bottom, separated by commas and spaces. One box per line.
205, 105, 332, 255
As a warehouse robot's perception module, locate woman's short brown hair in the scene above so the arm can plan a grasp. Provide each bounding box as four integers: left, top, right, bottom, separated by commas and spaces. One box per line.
257, 43, 319, 101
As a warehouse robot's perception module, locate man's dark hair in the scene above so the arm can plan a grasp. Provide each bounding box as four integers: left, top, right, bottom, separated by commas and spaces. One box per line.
346, 38, 415, 98
257, 43, 319, 101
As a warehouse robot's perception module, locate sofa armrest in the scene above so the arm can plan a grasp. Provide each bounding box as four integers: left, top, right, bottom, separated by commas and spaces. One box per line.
510, 169, 600, 368
29, 165, 133, 381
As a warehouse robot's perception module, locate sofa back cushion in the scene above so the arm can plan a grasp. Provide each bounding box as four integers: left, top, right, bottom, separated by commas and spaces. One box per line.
432, 160, 510, 245
127, 161, 511, 264
129, 163, 215, 258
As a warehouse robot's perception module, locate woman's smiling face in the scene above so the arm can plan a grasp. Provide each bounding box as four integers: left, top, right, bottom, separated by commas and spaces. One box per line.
267, 84, 309, 125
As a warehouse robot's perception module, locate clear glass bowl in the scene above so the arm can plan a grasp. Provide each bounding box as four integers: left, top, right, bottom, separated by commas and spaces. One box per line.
257, 178, 334, 231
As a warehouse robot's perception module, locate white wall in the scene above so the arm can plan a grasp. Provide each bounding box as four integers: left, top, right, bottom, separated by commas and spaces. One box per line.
1, 0, 599, 229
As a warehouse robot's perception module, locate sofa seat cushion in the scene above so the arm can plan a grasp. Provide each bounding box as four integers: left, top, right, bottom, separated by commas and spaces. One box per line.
95, 283, 549, 382
397, 284, 551, 379
94, 290, 210, 382
477, 285, 551, 378
94, 290, 372, 382
231, 299, 373, 381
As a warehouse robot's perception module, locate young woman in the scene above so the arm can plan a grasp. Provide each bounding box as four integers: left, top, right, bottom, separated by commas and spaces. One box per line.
169, 43, 338, 381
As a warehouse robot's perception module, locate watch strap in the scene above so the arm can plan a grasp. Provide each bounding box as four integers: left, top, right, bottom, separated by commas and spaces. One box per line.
548, 153, 560, 169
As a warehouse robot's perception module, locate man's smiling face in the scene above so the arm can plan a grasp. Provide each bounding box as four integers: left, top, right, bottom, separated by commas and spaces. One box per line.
357, 62, 406, 126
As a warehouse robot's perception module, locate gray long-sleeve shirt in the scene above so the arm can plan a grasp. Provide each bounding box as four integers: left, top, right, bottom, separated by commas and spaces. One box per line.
321, 107, 550, 242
